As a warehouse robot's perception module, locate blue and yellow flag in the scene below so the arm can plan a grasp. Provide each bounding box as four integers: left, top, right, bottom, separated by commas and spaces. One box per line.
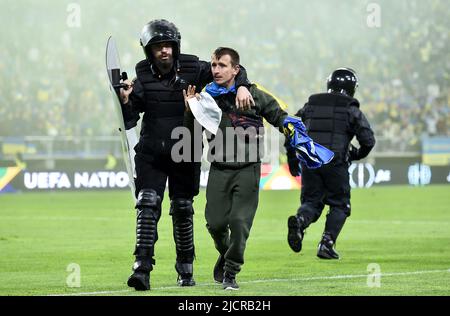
283, 116, 334, 169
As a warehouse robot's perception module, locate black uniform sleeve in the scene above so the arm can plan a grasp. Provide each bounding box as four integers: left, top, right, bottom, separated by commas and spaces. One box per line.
196, 60, 213, 91
183, 107, 205, 163
348, 105, 376, 160
234, 66, 251, 88
121, 78, 145, 129
295, 106, 306, 119
183, 108, 195, 135
197, 60, 251, 90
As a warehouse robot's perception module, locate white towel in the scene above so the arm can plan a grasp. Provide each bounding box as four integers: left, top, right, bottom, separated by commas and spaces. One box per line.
187, 92, 222, 135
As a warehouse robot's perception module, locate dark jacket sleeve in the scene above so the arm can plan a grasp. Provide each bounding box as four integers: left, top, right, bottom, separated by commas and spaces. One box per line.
253, 86, 288, 133
253, 86, 300, 174
197, 60, 251, 90
348, 105, 376, 160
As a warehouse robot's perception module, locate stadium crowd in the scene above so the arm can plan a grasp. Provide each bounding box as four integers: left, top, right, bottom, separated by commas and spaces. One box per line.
0, 0, 448, 153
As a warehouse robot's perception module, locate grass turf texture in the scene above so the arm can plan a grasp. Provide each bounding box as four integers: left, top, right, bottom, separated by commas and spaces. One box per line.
0, 186, 449, 296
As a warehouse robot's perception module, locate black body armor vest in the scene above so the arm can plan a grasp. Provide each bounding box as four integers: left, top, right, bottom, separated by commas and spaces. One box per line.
302, 93, 358, 161
134, 54, 201, 154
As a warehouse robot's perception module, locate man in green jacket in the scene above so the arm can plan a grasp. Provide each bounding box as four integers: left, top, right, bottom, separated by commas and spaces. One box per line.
184, 47, 288, 290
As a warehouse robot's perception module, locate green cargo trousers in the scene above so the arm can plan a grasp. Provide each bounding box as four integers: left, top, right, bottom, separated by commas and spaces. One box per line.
205, 162, 261, 276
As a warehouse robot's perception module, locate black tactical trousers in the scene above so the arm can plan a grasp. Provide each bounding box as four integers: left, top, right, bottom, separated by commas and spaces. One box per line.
134, 152, 201, 201
298, 161, 351, 242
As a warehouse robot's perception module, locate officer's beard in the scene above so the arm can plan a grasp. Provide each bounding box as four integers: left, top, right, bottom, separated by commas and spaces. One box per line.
154, 57, 174, 75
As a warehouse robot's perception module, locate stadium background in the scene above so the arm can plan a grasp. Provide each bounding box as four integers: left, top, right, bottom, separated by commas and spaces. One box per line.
0, 0, 449, 193
0, 0, 449, 192
0, 0, 449, 297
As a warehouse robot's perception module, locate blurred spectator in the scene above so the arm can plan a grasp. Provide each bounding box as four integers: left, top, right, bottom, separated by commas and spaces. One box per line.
0, 0, 448, 155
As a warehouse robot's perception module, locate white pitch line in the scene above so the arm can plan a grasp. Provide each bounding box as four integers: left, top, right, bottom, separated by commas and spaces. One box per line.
48, 289, 133, 296
350, 220, 450, 225
48, 269, 450, 296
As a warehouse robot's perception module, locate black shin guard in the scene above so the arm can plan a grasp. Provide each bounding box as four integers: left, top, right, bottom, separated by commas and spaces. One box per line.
170, 198, 195, 263
170, 198, 195, 286
132, 189, 161, 273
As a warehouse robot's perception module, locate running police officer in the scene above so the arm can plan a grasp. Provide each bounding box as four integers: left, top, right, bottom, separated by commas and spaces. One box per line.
286, 68, 375, 259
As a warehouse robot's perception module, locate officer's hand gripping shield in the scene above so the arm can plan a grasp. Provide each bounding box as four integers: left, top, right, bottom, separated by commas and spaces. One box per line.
106, 36, 139, 200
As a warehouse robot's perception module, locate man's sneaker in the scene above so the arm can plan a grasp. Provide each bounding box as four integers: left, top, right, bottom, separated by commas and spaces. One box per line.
127, 271, 150, 291
317, 234, 340, 259
287, 215, 305, 253
213, 255, 225, 283
175, 263, 196, 287
222, 272, 239, 291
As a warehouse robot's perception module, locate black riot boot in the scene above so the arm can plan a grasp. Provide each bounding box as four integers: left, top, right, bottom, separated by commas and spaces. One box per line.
175, 262, 195, 287
171, 198, 196, 287
127, 189, 161, 291
287, 214, 306, 253
317, 232, 340, 260
127, 254, 153, 291
317, 207, 348, 260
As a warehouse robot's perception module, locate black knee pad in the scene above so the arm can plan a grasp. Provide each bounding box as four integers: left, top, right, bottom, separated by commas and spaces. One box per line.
170, 198, 194, 217
329, 206, 351, 218
136, 189, 161, 210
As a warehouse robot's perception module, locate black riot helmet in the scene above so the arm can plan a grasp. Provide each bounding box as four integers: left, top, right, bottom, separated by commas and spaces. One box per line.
140, 19, 181, 62
327, 68, 359, 97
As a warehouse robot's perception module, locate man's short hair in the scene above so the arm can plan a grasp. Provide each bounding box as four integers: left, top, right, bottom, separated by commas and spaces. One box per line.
213, 47, 240, 66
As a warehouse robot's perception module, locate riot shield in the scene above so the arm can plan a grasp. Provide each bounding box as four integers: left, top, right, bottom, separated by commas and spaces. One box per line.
105, 36, 138, 200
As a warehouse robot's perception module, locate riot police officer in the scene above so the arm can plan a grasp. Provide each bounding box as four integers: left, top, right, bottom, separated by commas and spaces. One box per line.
286, 68, 375, 259
120, 19, 252, 290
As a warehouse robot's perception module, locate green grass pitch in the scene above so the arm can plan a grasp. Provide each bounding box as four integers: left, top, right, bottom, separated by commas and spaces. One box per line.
0, 186, 449, 296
